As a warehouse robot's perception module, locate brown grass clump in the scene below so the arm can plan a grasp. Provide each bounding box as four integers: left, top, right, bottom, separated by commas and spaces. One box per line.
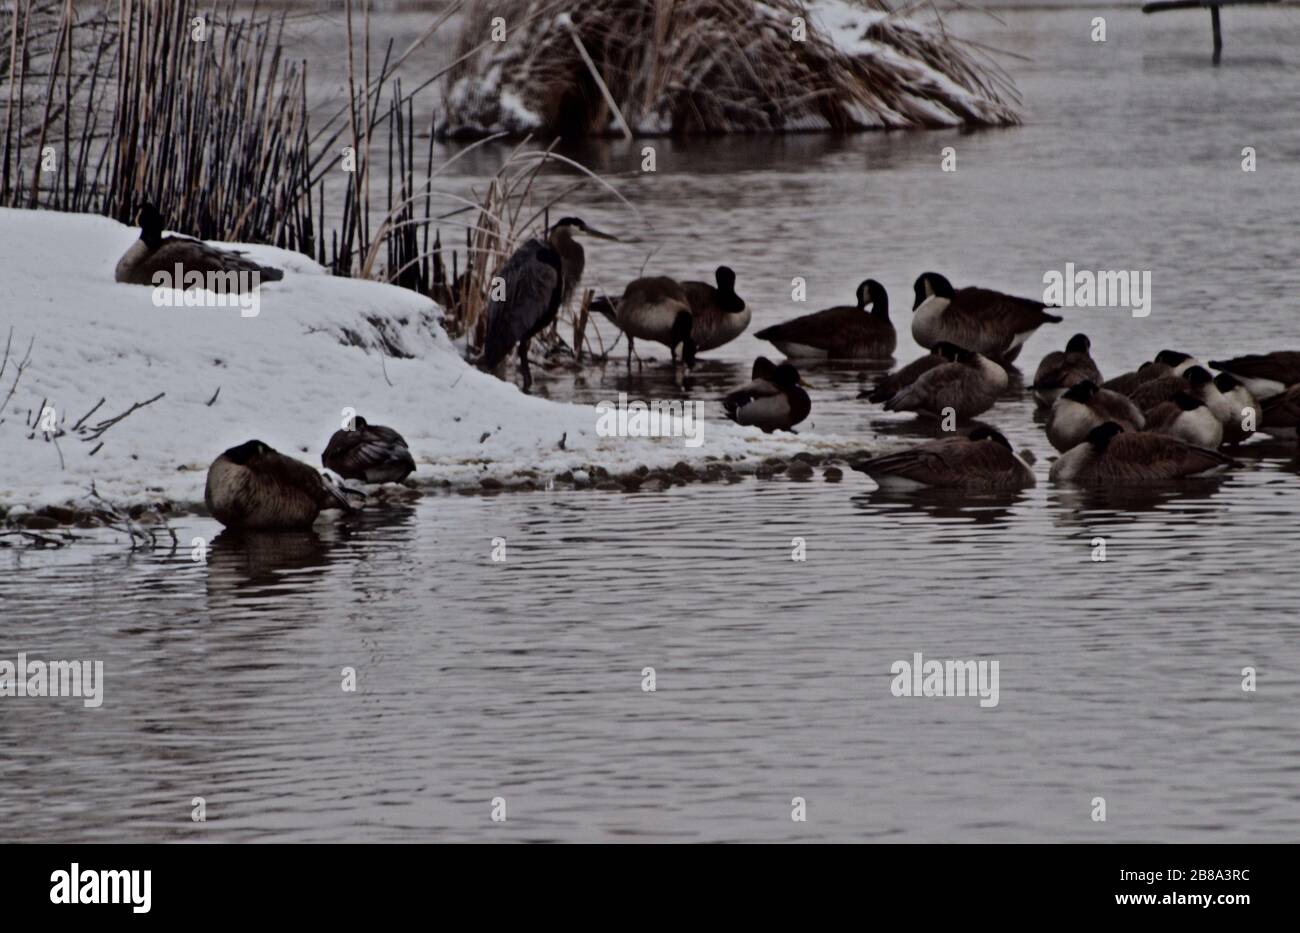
441, 0, 1020, 138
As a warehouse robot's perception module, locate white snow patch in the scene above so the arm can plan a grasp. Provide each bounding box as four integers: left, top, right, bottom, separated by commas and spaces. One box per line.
0, 208, 846, 514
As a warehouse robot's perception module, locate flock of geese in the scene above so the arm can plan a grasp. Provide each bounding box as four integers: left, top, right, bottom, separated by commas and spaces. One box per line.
106, 206, 1300, 529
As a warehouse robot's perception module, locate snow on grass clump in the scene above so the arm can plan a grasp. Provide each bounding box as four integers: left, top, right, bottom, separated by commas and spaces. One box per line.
0, 208, 840, 515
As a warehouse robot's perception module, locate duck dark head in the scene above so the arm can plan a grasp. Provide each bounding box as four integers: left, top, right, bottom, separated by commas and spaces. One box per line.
751, 355, 778, 381
1065, 333, 1091, 354
969, 426, 1011, 450
351, 415, 369, 431
223, 439, 271, 465
857, 279, 888, 316
1086, 421, 1124, 450
912, 272, 955, 310
714, 266, 744, 313
1063, 380, 1099, 403
1186, 365, 1213, 387
1173, 392, 1204, 411
773, 362, 806, 389
136, 202, 165, 246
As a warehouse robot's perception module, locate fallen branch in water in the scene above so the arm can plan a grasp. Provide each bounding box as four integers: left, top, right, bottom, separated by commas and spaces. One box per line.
87, 482, 177, 551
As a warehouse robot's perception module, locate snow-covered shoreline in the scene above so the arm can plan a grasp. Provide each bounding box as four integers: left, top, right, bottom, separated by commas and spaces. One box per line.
0, 208, 857, 520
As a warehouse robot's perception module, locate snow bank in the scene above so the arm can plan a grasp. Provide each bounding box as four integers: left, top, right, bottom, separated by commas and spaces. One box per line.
0, 208, 841, 514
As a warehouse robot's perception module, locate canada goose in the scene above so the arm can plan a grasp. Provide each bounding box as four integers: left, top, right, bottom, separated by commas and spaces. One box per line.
722, 360, 811, 433
1208, 351, 1300, 400
1045, 380, 1145, 453
1213, 373, 1260, 445
480, 217, 616, 391
1145, 393, 1224, 449
593, 276, 698, 366
1153, 349, 1201, 377
753, 279, 895, 359
1260, 384, 1300, 439
1049, 422, 1234, 484
321, 417, 416, 484
1127, 365, 1216, 413
115, 203, 284, 288
861, 343, 957, 403
911, 272, 1062, 365
680, 266, 751, 352
851, 427, 1035, 490
1102, 360, 1173, 395
1031, 333, 1103, 406
882, 344, 1007, 421
205, 440, 356, 530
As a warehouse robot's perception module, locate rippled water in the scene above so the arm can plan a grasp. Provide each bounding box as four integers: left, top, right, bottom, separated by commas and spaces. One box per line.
3, 8, 1300, 841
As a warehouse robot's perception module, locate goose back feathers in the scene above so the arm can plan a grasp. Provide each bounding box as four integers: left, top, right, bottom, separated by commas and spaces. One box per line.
1049, 423, 1234, 484
322, 417, 416, 484
754, 279, 895, 359
206, 440, 354, 530
852, 427, 1034, 490
911, 272, 1062, 364
116, 203, 284, 289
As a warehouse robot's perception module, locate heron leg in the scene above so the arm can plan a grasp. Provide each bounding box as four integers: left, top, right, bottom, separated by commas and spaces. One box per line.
518, 339, 533, 393
626, 335, 635, 368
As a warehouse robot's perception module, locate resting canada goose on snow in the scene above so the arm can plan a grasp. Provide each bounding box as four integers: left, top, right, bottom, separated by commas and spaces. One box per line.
1031, 333, 1103, 406
321, 417, 416, 484
1260, 384, 1300, 439
910, 272, 1062, 365
115, 203, 284, 288
1213, 373, 1260, 445
1102, 360, 1173, 396
753, 279, 895, 359
861, 343, 956, 402
1145, 393, 1224, 449
722, 360, 810, 433
206, 440, 356, 530
595, 276, 698, 366
680, 266, 751, 352
1045, 380, 1145, 453
1049, 422, 1234, 484
1208, 351, 1300, 400
851, 427, 1035, 490
882, 344, 1008, 421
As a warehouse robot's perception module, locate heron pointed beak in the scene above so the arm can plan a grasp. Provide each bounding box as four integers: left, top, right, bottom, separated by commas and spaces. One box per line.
584, 226, 619, 242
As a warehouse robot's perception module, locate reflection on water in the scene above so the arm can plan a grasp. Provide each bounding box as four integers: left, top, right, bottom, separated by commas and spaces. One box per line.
3, 9, 1300, 841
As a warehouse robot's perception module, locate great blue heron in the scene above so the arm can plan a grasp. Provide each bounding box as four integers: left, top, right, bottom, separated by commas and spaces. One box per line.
479, 216, 616, 391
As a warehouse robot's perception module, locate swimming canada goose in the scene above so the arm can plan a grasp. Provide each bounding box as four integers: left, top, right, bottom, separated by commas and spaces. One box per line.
1045, 380, 1145, 453
882, 344, 1007, 421
594, 276, 698, 366
680, 266, 751, 352
1127, 365, 1217, 413
1213, 373, 1260, 445
1031, 333, 1102, 406
911, 272, 1063, 365
1145, 393, 1224, 449
851, 427, 1035, 490
1260, 384, 1300, 439
205, 440, 356, 530
1208, 351, 1300, 400
1049, 422, 1234, 484
861, 343, 957, 402
722, 360, 811, 433
321, 417, 416, 484
115, 203, 284, 288
753, 279, 895, 359
1102, 360, 1173, 395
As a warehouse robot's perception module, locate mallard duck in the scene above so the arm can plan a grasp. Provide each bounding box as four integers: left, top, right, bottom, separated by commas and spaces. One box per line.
1049, 423, 1234, 484
1046, 380, 1145, 453
1031, 333, 1102, 406
881, 344, 1007, 421
115, 203, 284, 288
322, 417, 416, 484
911, 272, 1062, 364
851, 427, 1034, 490
205, 440, 356, 530
722, 360, 810, 432
753, 279, 895, 359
